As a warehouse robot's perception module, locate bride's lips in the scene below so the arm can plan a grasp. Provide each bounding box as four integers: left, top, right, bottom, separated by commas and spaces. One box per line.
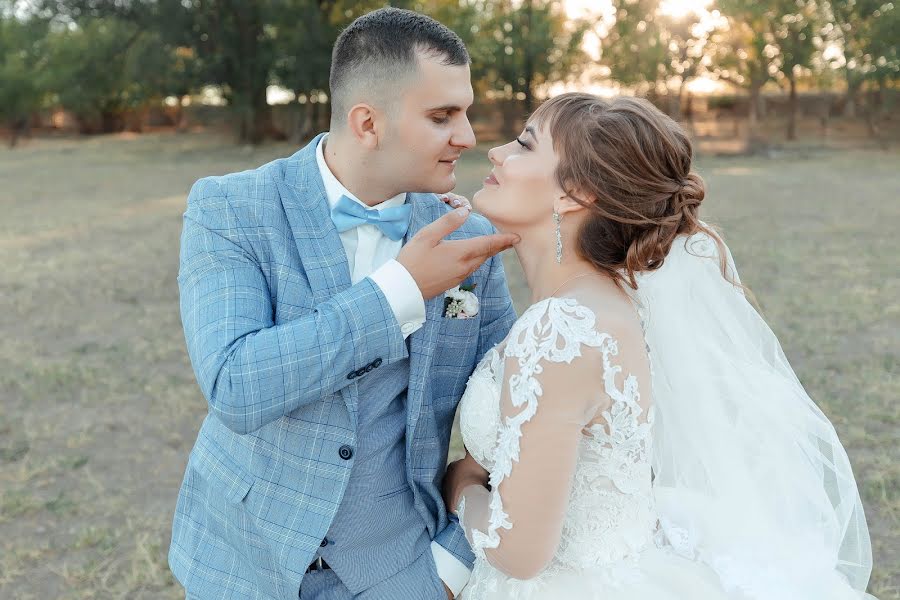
484, 172, 499, 186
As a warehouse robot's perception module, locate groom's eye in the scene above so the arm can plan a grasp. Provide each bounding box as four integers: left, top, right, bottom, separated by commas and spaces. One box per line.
431, 114, 451, 124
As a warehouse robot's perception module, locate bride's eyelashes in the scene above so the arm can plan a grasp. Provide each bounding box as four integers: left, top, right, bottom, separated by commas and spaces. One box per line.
516, 137, 531, 150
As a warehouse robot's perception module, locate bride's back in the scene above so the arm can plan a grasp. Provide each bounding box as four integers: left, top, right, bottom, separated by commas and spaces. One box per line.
541, 282, 659, 570
560, 279, 653, 435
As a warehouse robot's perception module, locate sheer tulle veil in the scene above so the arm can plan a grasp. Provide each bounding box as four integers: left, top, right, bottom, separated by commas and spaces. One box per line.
631, 230, 875, 600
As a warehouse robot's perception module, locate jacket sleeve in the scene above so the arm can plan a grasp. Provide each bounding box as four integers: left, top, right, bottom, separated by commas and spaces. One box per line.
178, 177, 408, 434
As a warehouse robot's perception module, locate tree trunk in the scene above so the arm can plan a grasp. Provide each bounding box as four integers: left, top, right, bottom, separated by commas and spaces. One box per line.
101, 109, 123, 134
746, 79, 767, 153
669, 78, 687, 120
175, 96, 189, 132
318, 99, 331, 132
293, 95, 313, 144
875, 77, 887, 118
843, 76, 861, 118
522, 0, 535, 114
787, 76, 797, 141
748, 83, 761, 127
8, 117, 26, 148
501, 100, 519, 139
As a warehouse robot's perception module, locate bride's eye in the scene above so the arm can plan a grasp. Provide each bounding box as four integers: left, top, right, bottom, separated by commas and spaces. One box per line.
516, 137, 531, 150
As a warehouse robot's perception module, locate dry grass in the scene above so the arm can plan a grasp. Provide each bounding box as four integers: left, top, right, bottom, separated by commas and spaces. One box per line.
0, 131, 896, 598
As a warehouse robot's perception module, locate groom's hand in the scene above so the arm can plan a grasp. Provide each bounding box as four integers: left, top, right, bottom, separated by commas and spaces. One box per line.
398, 207, 519, 300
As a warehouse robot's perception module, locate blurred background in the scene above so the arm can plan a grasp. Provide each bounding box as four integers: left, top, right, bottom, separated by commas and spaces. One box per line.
0, 0, 897, 598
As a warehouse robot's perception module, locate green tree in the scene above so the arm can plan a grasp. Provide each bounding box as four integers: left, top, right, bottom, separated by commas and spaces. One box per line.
603, 0, 668, 93
830, 0, 899, 118
658, 11, 715, 118
0, 6, 49, 146
711, 0, 778, 125
272, 0, 388, 141
601, 1, 716, 118
769, 0, 821, 139
175, 0, 281, 143
34, 0, 197, 133
42, 18, 144, 133
462, 0, 587, 134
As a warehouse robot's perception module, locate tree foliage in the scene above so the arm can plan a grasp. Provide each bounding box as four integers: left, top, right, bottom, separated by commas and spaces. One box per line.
0, 0, 897, 145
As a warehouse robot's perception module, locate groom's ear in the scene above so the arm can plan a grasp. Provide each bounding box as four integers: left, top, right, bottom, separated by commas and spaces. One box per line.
347, 103, 381, 150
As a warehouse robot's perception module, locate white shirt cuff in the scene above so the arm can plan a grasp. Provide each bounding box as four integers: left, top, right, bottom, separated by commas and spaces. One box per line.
369, 259, 426, 339
431, 541, 472, 598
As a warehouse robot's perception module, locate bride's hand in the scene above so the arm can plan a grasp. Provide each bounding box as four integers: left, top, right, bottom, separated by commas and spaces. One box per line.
443, 451, 489, 514
439, 192, 472, 211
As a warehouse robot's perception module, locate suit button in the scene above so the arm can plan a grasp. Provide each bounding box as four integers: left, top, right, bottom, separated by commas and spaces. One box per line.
320, 538, 328, 547
372, 358, 383, 368
346, 371, 356, 380
338, 445, 353, 460
364, 364, 375, 373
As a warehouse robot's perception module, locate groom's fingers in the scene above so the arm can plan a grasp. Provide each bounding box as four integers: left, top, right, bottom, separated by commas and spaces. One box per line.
450, 232, 520, 263
440, 193, 472, 211
399, 208, 519, 299
417, 206, 471, 245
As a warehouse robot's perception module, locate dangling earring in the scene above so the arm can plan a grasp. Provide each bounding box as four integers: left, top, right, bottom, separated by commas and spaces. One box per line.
554, 209, 563, 264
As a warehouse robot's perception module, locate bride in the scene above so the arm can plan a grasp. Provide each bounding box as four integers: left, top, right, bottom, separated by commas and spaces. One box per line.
440, 93, 876, 600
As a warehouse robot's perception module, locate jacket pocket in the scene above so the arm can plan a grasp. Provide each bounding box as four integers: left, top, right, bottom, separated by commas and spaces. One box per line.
377, 483, 411, 501
189, 434, 255, 504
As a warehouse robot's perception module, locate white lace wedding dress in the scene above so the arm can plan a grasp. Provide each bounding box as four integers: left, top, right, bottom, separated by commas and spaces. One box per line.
455, 295, 871, 600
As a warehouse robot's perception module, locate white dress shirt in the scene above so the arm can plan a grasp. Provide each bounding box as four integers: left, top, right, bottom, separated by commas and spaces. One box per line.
315, 135, 471, 597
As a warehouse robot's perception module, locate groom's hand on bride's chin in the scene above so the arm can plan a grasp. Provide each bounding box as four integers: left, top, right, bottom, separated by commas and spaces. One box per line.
443, 582, 454, 599
398, 207, 519, 300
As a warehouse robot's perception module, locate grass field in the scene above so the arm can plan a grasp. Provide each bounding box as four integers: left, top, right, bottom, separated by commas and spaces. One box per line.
0, 131, 897, 599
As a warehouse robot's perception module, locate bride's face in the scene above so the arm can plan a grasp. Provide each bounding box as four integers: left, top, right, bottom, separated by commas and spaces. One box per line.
472, 122, 565, 231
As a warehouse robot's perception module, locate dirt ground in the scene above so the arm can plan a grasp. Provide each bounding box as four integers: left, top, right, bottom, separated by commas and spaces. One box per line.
1, 130, 897, 599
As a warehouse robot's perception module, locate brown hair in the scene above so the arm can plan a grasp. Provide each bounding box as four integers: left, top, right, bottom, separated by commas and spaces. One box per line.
532, 93, 729, 290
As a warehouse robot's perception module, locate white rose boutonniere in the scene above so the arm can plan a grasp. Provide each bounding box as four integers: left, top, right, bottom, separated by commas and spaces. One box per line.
443, 283, 479, 319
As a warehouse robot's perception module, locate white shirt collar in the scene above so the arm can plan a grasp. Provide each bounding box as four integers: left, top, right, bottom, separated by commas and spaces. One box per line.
316, 134, 407, 211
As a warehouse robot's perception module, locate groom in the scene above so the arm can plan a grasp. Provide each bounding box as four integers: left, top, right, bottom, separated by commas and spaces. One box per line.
168, 8, 517, 600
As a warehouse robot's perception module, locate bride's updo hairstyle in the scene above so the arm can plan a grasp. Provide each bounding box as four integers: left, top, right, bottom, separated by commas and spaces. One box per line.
532, 92, 724, 289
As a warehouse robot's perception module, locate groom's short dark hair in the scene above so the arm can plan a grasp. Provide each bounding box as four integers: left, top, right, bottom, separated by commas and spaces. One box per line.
329, 7, 470, 128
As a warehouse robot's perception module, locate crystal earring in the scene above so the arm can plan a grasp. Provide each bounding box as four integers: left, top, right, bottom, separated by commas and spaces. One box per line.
554, 209, 563, 264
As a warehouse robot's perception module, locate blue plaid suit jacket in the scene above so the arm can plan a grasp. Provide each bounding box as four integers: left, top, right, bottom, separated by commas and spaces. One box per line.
169, 134, 517, 600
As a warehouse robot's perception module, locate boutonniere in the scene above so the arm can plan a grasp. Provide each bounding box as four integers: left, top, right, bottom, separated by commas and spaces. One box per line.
444, 283, 479, 319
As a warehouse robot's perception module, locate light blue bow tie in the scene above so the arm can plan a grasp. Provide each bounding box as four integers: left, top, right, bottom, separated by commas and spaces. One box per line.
330, 194, 412, 241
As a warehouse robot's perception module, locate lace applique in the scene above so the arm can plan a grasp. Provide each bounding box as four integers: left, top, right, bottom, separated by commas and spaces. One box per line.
469, 298, 610, 557
459, 296, 659, 597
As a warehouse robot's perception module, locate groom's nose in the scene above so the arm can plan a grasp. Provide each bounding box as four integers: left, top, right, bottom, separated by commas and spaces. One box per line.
451, 115, 476, 149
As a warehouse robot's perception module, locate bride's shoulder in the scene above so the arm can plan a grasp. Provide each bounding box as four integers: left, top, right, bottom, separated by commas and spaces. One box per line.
507, 296, 615, 353
505, 291, 644, 361
518, 290, 641, 336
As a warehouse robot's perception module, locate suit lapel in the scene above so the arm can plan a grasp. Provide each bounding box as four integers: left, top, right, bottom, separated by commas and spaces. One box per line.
278, 133, 352, 304
277, 134, 357, 427
405, 194, 445, 438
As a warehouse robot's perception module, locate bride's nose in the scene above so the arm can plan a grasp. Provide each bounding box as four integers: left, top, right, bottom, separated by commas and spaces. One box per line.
488, 146, 502, 166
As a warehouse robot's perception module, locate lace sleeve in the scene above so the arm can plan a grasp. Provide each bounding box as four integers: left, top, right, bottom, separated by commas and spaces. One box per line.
456, 298, 617, 580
